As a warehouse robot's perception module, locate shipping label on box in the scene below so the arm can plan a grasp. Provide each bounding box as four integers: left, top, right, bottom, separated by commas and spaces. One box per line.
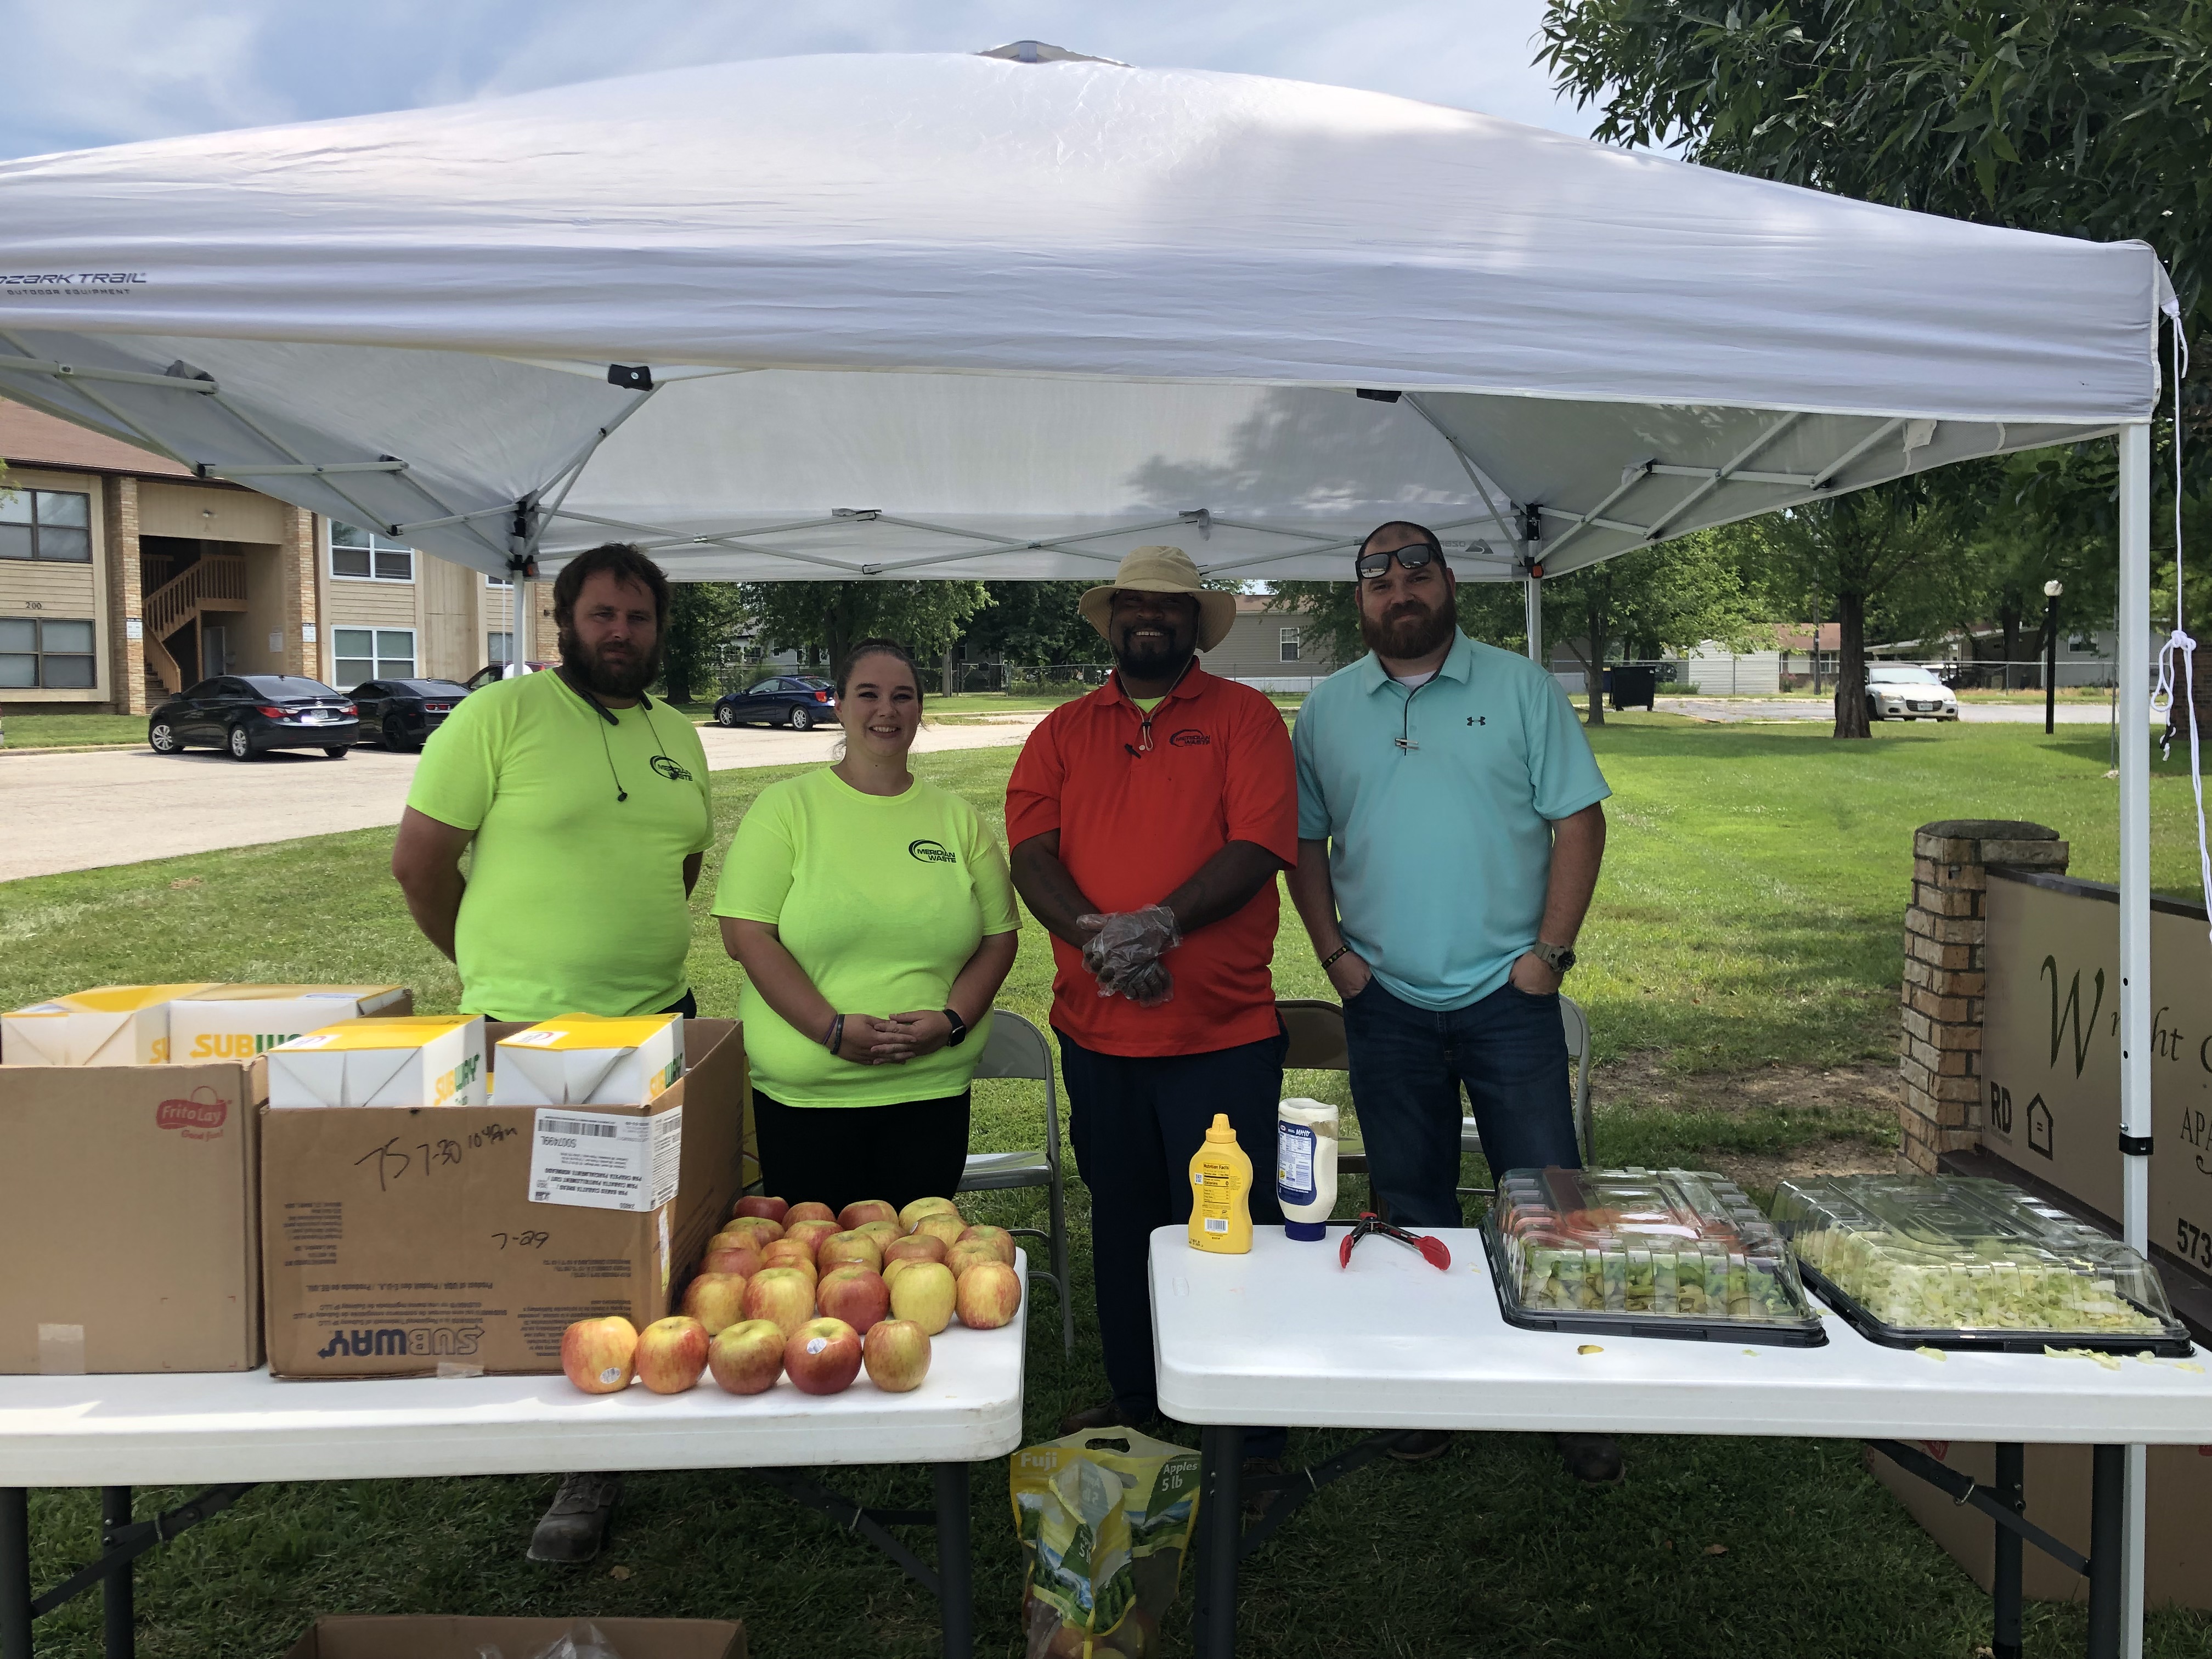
529, 1105, 683, 1211
268, 1017, 486, 1109
173, 985, 409, 1064
2, 983, 222, 1066
495, 1014, 684, 1106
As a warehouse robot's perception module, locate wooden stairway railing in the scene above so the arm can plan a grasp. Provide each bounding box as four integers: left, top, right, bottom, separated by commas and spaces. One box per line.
142, 551, 247, 644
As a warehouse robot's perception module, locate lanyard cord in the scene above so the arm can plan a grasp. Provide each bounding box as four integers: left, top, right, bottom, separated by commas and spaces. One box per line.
2147, 316, 2210, 941
1122, 654, 1196, 757
1395, 675, 1432, 752
560, 665, 673, 803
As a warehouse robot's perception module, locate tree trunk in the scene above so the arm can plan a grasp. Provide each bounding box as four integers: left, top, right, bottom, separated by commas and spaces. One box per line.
1832, 586, 1871, 738
941, 644, 958, 698
1581, 590, 1607, 725
1999, 597, 2023, 692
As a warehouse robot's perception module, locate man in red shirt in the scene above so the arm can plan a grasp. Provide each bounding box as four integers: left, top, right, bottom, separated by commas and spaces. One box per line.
1007, 546, 1298, 1438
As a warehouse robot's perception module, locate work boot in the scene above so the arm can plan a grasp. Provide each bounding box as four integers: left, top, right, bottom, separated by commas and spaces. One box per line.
1555, 1433, 1625, 1487
528, 1472, 623, 1563
1057, 1399, 1158, 1437
1386, 1429, 1454, 1463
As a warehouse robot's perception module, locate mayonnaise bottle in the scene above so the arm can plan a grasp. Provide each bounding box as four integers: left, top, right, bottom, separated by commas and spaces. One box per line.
1277, 1097, 1340, 1241
1187, 1113, 1255, 1253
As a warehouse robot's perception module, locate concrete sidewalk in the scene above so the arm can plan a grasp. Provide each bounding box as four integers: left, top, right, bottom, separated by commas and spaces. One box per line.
0, 714, 1047, 883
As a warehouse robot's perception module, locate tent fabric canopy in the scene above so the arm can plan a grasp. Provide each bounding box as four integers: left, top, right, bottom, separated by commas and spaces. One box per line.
0, 49, 2175, 583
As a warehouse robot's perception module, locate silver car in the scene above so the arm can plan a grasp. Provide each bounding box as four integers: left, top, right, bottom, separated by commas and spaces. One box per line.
1866, 663, 1960, 721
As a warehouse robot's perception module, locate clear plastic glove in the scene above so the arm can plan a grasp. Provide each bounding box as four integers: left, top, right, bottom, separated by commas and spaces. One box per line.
1077, 905, 1181, 1003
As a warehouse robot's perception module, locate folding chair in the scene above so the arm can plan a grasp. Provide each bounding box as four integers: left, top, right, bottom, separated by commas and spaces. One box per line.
957, 1008, 1074, 1356
1280, 994, 1596, 1189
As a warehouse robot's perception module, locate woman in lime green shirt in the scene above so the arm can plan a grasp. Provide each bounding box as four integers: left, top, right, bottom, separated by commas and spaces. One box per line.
713, 639, 1020, 1211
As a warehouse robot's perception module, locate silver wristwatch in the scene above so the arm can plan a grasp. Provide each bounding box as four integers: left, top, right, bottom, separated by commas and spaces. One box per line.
1528, 940, 1577, 974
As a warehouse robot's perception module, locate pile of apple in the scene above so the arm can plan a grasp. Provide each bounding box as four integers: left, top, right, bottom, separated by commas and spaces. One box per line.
559, 1194, 1024, 1400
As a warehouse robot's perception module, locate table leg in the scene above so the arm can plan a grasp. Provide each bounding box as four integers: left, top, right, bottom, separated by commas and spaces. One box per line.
1195, 1426, 1242, 1659
100, 1489, 131, 1659
933, 1463, 972, 1659
2, 1488, 30, 1659
1991, 1445, 2023, 1659
2087, 1444, 2123, 1659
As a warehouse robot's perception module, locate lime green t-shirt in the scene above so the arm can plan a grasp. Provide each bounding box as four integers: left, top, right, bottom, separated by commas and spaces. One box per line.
712, 768, 1020, 1108
406, 672, 714, 1020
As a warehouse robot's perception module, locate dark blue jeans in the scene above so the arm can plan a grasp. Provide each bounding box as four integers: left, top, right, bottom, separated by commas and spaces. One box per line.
1059, 1025, 1286, 1459
1343, 977, 1579, 1229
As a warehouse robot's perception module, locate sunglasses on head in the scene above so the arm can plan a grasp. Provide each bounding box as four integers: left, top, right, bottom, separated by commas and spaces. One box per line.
1356, 539, 1443, 580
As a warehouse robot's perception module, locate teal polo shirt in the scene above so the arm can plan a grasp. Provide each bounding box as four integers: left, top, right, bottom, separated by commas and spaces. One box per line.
1292, 631, 1611, 1011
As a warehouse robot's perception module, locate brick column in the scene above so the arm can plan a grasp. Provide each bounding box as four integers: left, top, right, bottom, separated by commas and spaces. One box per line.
1898, 819, 2069, 1172
104, 475, 148, 715
281, 506, 317, 676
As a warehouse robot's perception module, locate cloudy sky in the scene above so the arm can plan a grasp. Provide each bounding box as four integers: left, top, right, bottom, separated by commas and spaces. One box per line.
0, 0, 1593, 160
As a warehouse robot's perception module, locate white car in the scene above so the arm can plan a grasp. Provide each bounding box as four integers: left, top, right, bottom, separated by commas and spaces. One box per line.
1866, 663, 1960, 721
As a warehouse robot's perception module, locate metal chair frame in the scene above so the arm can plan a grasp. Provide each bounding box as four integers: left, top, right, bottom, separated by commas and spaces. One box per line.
958, 1008, 1075, 1356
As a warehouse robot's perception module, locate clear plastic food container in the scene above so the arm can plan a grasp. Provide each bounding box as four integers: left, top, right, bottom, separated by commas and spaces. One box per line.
1483, 1166, 1826, 1346
1770, 1174, 2192, 1356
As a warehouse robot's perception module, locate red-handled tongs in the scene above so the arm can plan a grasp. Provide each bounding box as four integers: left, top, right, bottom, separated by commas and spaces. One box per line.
1338, 1211, 1452, 1272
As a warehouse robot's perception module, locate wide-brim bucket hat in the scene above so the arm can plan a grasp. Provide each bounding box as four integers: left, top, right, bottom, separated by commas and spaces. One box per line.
1078, 545, 1237, 653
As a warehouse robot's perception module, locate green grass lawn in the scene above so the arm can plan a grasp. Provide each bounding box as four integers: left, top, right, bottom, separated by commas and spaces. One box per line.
5, 722, 2209, 1656
0, 709, 147, 747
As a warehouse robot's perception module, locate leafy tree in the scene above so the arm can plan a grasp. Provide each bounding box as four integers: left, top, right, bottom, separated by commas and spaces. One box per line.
960, 582, 1108, 670
1264, 573, 1530, 667
1544, 533, 1767, 724
737, 580, 990, 688
656, 581, 745, 705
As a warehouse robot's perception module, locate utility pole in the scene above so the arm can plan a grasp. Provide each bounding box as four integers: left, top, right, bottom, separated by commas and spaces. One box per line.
2043, 579, 2063, 735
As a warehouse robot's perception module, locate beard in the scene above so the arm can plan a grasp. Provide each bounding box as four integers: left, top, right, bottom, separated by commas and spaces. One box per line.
1113, 631, 1197, 684
1359, 592, 1456, 662
560, 625, 662, 699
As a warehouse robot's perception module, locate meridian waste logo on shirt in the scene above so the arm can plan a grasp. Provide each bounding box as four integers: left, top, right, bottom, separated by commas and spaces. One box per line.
907, 839, 957, 864
1168, 729, 1212, 747
649, 755, 694, 781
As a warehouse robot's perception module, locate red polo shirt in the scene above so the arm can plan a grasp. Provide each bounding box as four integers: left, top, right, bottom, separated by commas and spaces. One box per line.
1006, 665, 1299, 1057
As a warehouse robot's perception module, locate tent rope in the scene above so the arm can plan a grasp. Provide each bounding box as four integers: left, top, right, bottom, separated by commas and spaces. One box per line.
2147, 312, 2210, 941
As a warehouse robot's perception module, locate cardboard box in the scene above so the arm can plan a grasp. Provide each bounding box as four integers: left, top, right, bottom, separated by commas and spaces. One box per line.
1870, 1439, 2212, 1610
269, 1017, 488, 1109
172, 984, 409, 1064
282, 1616, 744, 1659
260, 1018, 751, 1378
1, 983, 221, 1066
495, 1014, 685, 1107
0, 1052, 263, 1373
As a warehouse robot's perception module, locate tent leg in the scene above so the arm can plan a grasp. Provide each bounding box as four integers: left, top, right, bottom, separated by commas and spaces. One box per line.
1524, 575, 1542, 665
2116, 419, 2153, 1659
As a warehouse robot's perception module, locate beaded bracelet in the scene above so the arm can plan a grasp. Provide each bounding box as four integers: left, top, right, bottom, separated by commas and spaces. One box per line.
1319, 945, 1352, 971
824, 1013, 845, 1054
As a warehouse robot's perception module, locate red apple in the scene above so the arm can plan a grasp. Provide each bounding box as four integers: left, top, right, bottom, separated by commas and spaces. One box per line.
839, 1199, 900, 1231
959, 1224, 1018, 1266
883, 1234, 947, 1267
856, 1219, 903, 1252
723, 1216, 785, 1250
945, 1240, 1000, 1281
899, 1196, 960, 1232
707, 1318, 786, 1395
882, 1257, 916, 1291
915, 1212, 969, 1249
635, 1314, 710, 1393
817, 1265, 891, 1332
702, 1244, 765, 1279
763, 1238, 819, 1273
785, 1316, 863, 1395
864, 1318, 933, 1392
956, 1260, 1023, 1330
742, 1267, 817, 1338
819, 1230, 883, 1272
560, 1316, 638, 1395
785, 1201, 838, 1225
889, 1260, 957, 1334
681, 1271, 749, 1335
732, 1195, 789, 1223
783, 1218, 840, 1256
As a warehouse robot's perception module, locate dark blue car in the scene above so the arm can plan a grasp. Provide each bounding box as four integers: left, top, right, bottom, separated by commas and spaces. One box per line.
712, 675, 836, 730
349, 677, 471, 752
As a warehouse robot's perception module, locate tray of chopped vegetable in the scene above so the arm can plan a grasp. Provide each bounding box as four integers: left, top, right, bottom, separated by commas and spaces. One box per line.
1482, 1167, 1827, 1345
1770, 1173, 2192, 1356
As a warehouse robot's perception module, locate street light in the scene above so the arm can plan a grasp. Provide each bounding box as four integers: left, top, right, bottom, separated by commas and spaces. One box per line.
2043, 579, 2064, 733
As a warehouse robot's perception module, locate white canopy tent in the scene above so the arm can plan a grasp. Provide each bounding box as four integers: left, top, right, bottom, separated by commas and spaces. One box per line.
0, 46, 2179, 1651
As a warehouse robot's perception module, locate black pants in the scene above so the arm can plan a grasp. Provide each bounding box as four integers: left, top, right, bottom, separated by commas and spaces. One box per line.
661, 990, 698, 1018
1059, 1025, 1286, 1455
752, 1088, 972, 1216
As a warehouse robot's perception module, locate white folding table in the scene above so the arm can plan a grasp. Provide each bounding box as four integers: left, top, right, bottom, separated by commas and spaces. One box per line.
0, 1261, 1027, 1659
1150, 1226, 2212, 1659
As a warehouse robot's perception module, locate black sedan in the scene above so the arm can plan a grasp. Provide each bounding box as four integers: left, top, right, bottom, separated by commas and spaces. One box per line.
351, 677, 471, 751
148, 675, 359, 760
712, 675, 836, 730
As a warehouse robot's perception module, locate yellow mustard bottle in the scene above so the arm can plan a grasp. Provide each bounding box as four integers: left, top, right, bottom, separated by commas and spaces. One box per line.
1187, 1114, 1255, 1253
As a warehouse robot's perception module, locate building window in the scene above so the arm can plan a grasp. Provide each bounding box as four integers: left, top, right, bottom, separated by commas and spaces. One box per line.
0, 617, 97, 687
1279, 626, 1301, 663
0, 490, 92, 562
329, 521, 414, 582
488, 630, 513, 666
333, 627, 416, 686
485, 573, 511, 587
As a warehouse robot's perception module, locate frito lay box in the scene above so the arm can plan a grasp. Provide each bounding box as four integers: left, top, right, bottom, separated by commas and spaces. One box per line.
493, 1014, 684, 1107
2, 984, 223, 1066
267, 1016, 487, 1109
170, 985, 408, 1064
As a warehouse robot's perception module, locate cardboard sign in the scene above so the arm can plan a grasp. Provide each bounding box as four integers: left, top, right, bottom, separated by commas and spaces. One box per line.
1981, 871, 2212, 1286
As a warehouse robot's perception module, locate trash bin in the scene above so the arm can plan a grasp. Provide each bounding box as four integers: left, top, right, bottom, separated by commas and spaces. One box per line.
1609, 665, 1658, 710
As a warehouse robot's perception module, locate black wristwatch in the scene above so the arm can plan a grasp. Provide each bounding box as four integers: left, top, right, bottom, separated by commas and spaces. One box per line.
1528, 940, 1577, 975
941, 1008, 970, 1047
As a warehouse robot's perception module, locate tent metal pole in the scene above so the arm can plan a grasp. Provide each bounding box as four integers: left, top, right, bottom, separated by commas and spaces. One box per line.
1525, 574, 1542, 665
2116, 417, 2152, 1659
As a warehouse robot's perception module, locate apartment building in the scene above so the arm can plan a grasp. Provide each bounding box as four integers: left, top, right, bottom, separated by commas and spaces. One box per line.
1, 403, 544, 715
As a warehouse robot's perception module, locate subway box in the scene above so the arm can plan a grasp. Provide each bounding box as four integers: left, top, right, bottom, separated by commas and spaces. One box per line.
269, 1016, 488, 1109
281, 1616, 744, 1659
261, 1018, 751, 1379
173, 984, 409, 1065
0, 1049, 264, 1374
1, 983, 221, 1066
